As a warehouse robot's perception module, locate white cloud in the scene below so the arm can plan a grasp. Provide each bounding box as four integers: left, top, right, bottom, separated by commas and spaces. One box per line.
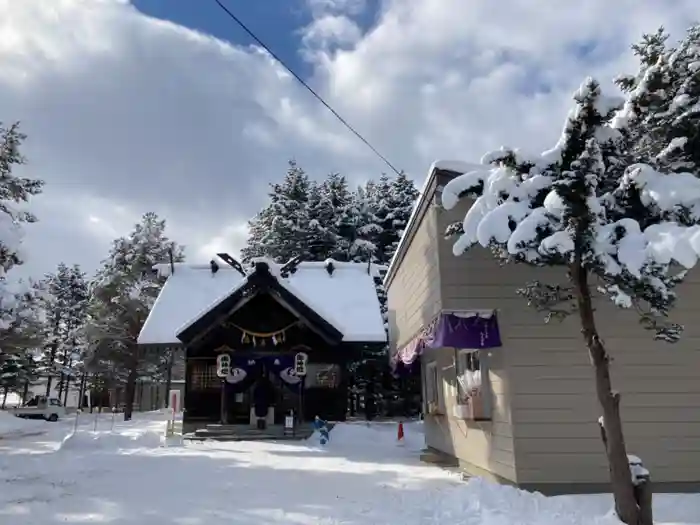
302, 15, 363, 50
306, 0, 367, 16
196, 222, 250, 262
0, 0, 698, 279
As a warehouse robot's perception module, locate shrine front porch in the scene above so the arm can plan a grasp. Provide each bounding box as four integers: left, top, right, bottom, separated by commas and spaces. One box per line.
183, 422, 323, 441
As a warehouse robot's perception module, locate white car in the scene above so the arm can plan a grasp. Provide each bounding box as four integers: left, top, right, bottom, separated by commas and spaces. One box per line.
12, 396, 66, 422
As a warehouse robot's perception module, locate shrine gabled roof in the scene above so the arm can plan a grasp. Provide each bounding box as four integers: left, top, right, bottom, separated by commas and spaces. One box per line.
137, 258, 388, 346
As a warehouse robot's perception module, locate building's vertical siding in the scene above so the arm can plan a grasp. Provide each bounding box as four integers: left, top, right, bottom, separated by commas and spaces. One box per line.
427, 181, 517, 482
386, 204, 442, 353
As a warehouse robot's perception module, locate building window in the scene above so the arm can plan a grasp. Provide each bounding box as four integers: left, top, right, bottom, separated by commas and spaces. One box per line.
190, 362, 218, 391
305, 363, 340, 388
455, 349, 492, 420
425, 362, 444, 414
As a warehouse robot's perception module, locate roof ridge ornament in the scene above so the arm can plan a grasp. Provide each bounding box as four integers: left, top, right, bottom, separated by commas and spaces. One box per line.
280, 255, 303, 278
216, 253, 247, 277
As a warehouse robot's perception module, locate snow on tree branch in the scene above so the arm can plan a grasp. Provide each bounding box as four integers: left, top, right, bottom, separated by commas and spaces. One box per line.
0, 122, 44, 344
442, 76, 700, 341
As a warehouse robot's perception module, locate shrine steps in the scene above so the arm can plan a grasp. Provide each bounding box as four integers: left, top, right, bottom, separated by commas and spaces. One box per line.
184, 423, 317, 442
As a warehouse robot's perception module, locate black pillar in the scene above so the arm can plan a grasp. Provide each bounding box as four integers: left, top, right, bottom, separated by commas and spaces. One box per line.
220, 379, 228, 424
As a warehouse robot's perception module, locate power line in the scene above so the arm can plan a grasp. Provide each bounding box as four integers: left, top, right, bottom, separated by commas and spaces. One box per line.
211, 0, 403, 177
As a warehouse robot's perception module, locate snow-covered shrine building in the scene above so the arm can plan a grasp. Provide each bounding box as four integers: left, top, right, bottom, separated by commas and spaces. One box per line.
137, 256, 387, 435
385, 161, 700, 495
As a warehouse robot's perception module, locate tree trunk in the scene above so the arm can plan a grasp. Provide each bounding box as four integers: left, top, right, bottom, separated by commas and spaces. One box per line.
21, 380, 29, 405
78, 374, 86, 410
45, 320, 60, 397
572, 263, 651, 525
62, 356, 73, 407
45, 373, 54, 398
57, 374, 64, 400
62, 375, 70, 407
62, 351, 75, 407
2, 387, 8, 409
89, 373, 98, 413
123, 346, 139, 421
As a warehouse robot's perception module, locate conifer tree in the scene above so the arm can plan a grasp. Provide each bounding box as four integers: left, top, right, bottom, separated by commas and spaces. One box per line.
87, 212, 184, 420
386, 172, 420, 262
333, 185, 379, 262
616, 25, 700, 173
363, 175, 392, 263
0, 280, 44, 405
306, 181, 337, 260
40, 263, 89, 398
363, 172, 419, 264
0, 122, 44, 339
442, 74, 700, 524
242, 161, 314, 263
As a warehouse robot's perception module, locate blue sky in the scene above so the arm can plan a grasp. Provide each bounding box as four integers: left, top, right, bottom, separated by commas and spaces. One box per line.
132, 0, 378, 78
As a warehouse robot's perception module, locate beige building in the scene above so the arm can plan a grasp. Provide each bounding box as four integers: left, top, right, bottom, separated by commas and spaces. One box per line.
385, 161, 700, 495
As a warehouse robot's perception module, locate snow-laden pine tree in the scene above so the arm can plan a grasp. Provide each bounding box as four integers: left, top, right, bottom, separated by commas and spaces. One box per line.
616, 25, 700, 174
241, 203, 276, 262
242, 161, 314, 263
40, 263, 89, 400
0, 279, 45, 358
332, 184, 380, 262
306, 181, 338, 260
87, 212, 184, 420
362, 172, 420, 264
322, 172, 351, 211
362, 175, 392, 263
318, 172, 353, 259
385, 172, 419, 262
0, 353, 24, 407
442, 76, 700, 525
0, 281, 43, 406
0, 122, 44, 341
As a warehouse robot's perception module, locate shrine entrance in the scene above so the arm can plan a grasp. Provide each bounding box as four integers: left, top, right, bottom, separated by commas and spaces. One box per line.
223, 355, 304, 425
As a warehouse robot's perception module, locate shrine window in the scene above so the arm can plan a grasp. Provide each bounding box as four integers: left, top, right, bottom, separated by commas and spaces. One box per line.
189, 362, 219, 391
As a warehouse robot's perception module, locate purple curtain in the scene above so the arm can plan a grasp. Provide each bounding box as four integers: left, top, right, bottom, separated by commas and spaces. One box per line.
225, 356, 261, 393
265, 355, 305, 392
391, 312, 502, 370
426, 312, 501, 349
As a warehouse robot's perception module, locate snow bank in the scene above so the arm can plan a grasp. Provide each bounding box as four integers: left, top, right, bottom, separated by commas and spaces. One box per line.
433, 477, 621, 525
59, 428, 163, 452
308, 423, 697, 524
311, 420, 424, 453
3, 414, 695, 525
0, 410, 49, 438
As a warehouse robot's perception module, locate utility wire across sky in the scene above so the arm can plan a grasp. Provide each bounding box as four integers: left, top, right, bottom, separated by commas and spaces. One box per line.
211, 0, 404, 177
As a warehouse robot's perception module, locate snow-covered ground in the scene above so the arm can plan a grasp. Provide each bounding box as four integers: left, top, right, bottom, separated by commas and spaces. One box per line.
0, 412, 697, 524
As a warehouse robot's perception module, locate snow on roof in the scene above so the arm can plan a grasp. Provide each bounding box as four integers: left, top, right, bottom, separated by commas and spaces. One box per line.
384, 160, 481, 287
137, 264, 247, 346
137, 261, 387, 346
